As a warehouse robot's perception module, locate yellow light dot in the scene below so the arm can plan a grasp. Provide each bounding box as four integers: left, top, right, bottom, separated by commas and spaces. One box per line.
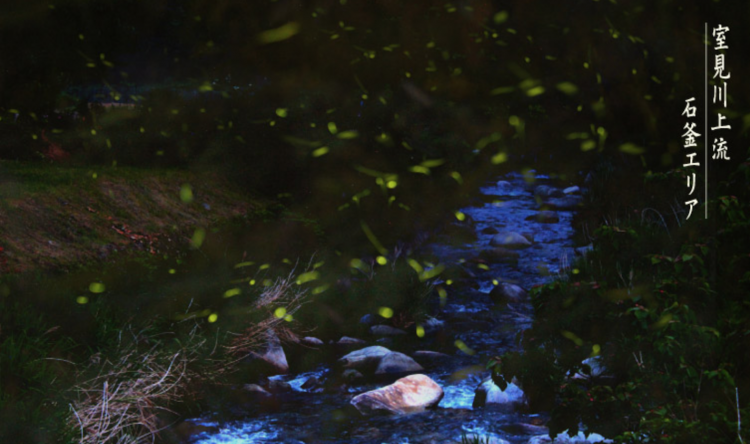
223, 288, 241, 298
89, 282, 105, 293
169, 269, 176, 274
592, 344, 601, 355
455, 211, 466, 221
180, 184, 194, 203
416, 325, 425, 337
249, 279, 256, 286
284, 314, 293, 322
76, 296, 89, 304
376, 256, 388, 265
572, 268, 580, 274
387, 180, 397, 189
208, 313, 218, 323
91, 129, 96, 135
275, 307, 287, 318
492, 279, 499, 285
378, 307, 394, 318
446, 279, 453, 285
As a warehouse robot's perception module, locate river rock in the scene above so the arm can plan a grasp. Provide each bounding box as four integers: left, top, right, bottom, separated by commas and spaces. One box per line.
342, 369, 365, 382
337, 336, 367, 347
563, 186, 581, 195
241, 383, 273, 400
422, 317, 445, 334
544, 195, 583, 210
359, 313, 378, 326
489, 283, 527, 305
247, 329, 289, 375
525, 211, 560, 223
300, 376, 322, 391
490, 232, 532, 249
481, 226, 500, 235
572, 357, 607, 380
338, 346, 391, 370
264, 378, 292, 393
472, 378, 525, 408
370, 325, 407, 336
350, 374, 444, 415
478, 247, 520, 263
300, 336, 324, 347
528, 431, 612, 443
374, 352, 424, 377
535, 185, 565, 199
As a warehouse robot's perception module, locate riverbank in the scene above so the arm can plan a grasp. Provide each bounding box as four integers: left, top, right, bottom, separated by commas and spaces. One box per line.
0, 161, 264, 275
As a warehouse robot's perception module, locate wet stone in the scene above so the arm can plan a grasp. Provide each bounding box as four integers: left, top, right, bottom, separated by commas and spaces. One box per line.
370, 325, 407, 336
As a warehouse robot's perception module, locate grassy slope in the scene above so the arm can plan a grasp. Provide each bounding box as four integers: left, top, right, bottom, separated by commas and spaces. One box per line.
0, 161, 263, 274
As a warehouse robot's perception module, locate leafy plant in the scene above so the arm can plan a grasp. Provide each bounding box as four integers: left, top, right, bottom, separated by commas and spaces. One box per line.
490, 168, 750, 443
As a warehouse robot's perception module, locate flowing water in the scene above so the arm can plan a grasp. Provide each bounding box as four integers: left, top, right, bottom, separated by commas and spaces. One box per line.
187, 171, 582, 444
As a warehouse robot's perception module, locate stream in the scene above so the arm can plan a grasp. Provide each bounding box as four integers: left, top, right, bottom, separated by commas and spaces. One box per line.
185, 171, 584, 444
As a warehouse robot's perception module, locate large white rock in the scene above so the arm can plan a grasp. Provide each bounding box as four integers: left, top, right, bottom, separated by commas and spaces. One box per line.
350, 374, 444, 415
473, 378, 525, 408
374, 352, 424, 376
338, 346, 391, 370
490, 232, 532, 249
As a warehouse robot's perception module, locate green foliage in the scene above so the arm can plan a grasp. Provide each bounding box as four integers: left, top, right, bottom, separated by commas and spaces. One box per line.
490, 169, 750, 443
0, 301, 79, 442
